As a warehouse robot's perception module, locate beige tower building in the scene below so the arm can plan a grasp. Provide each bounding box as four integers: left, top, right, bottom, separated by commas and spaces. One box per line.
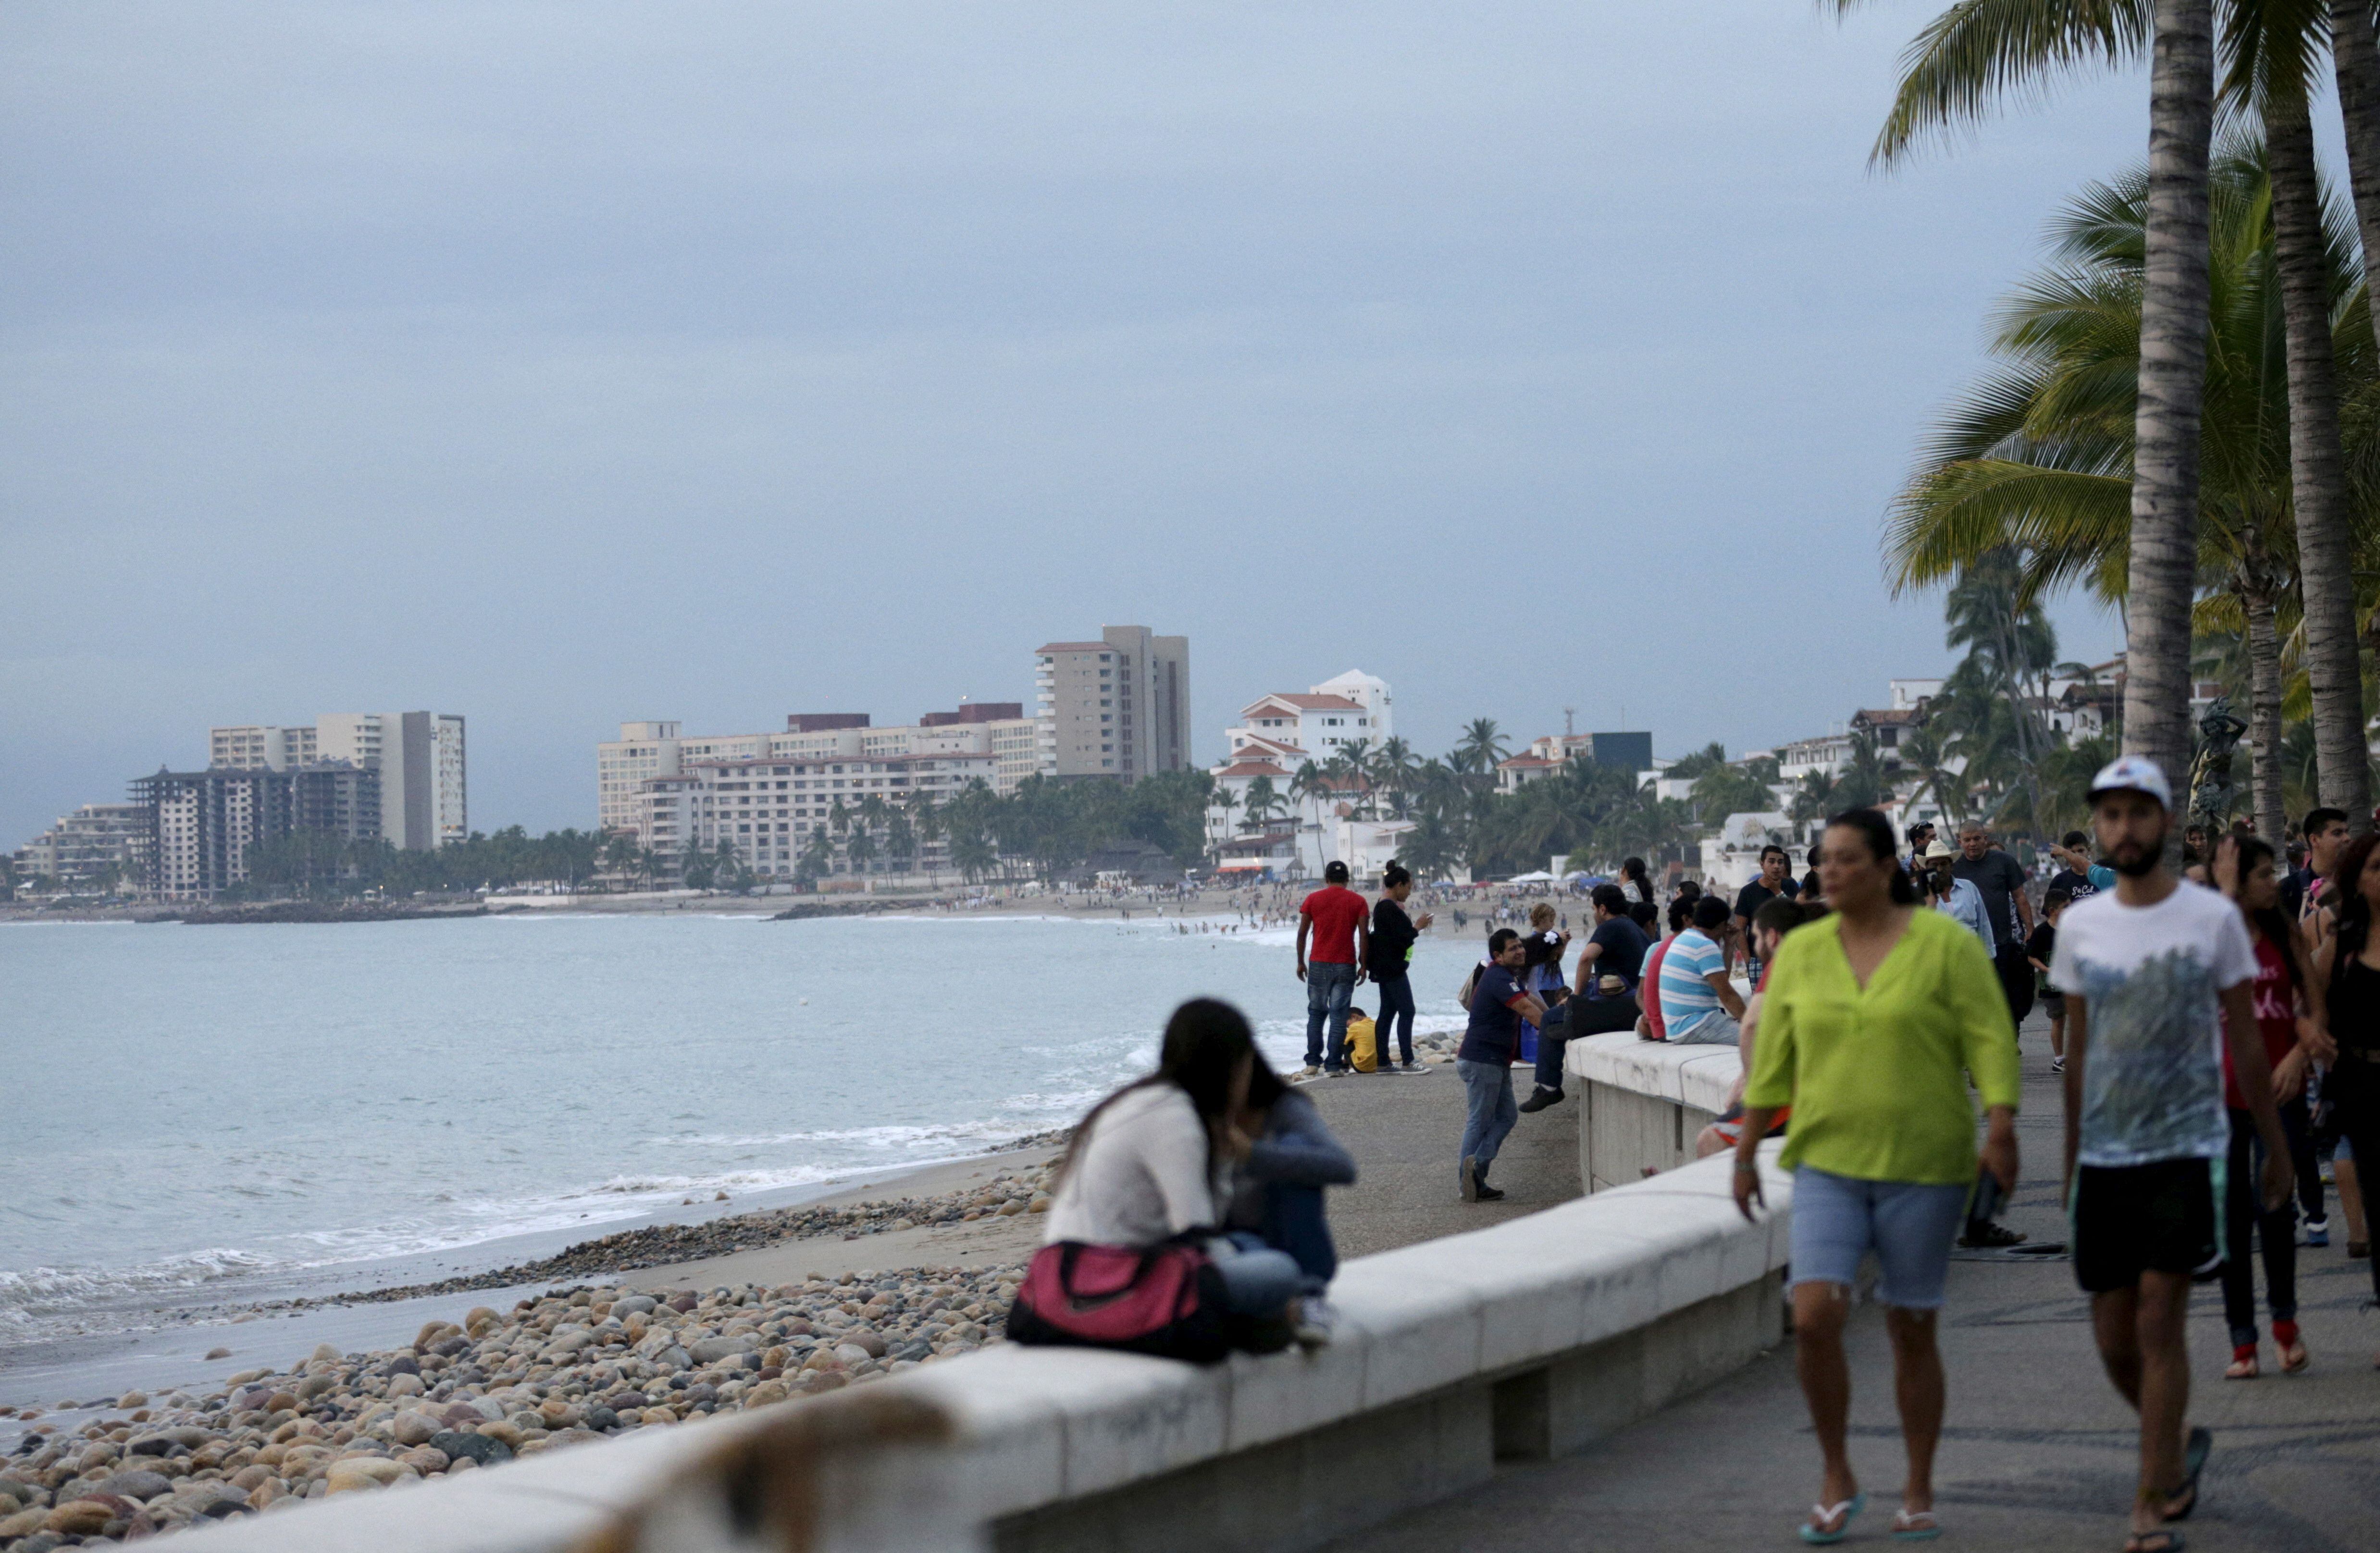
1033, 625, 1190, 781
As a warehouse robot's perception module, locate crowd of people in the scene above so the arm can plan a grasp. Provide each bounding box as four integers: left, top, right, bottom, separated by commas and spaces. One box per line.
1008, 757, 2375, 1550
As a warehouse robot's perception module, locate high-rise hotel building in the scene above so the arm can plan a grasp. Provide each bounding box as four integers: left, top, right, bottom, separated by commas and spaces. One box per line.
597, 706, 1038, 879
1033, 626, 1190, 781
209, 712, 465, 849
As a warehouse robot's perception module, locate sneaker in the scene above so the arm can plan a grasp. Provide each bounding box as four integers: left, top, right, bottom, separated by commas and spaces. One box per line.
1475, 1183, 1508, 1202
2306, 1218, 2331, 1248
1959, 1220, 2027, 1249
1398, 1060, 1423, 1073
1459, 1155, 1479, 1202
1299, 1064, 1321, 1078
1517, 1085, 1565, 1114
2051, 1056, 2066, 1073
1292, 1295, 1337, 1349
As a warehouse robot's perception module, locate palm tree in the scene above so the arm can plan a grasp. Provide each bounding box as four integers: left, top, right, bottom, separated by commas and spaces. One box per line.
1210, 784, 1242, 842
1288, 760, 1326, 832
1883, 136, 2375, 842
1241, 775, 1283, 830
1898, 725, 1966, 826
2231, 0, 2372, 826
1666, 741, 1729, 782
797, 830, 832, 887
1374, 736, 1417, 811
1450, 718, 1511, 782
1789, 770, 1838, 830
949, 826, 995, 883
1834, 0, 2219, 814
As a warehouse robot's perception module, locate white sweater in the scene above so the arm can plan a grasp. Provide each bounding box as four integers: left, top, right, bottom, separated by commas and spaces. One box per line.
1041, 1084, 1220, 1247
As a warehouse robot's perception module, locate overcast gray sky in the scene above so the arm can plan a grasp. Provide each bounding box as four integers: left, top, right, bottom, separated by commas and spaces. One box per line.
4, 0, 2175, 842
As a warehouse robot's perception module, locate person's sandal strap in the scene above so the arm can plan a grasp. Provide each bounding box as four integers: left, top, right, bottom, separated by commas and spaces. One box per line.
1892, 1508, 1942, 1541
1797, 1492, 1866, 1544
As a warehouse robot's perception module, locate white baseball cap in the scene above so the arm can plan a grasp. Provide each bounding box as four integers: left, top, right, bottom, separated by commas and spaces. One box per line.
2087, 754, 2172, 811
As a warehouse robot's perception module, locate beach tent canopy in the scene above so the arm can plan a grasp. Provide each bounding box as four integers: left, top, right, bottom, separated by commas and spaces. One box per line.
1507, 869, 1558, 883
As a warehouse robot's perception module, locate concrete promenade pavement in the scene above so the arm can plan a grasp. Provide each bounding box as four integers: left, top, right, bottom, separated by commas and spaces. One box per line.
1326, 1015, 2380, 1553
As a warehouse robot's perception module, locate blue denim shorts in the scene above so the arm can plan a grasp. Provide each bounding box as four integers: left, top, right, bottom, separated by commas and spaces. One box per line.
1789, 1166, 1969, 1310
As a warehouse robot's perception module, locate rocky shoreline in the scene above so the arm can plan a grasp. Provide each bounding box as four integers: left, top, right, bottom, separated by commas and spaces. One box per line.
0, 1157, 1069, 1548
0, 1261, 1020, 1550
285, 1147, 1066, 1308
174, 901, 494, 926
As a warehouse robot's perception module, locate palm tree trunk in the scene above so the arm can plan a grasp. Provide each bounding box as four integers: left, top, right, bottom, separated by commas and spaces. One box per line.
2243, 577, 2288, 844
2268, 90, 2373, 830
2121, 0, 2217, 809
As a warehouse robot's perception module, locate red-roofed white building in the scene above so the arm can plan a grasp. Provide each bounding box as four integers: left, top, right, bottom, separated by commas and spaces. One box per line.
1495, 753, 1561, 794
1223, 670, 1393, 764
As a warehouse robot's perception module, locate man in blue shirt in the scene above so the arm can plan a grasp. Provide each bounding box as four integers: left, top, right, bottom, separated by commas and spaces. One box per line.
1925, 840, 1997, 954
1458, 929, 1544, 1203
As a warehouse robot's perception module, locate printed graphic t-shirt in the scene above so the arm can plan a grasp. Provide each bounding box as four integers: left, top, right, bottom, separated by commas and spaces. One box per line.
2050, 880, 2259, 1168
2224, 934, 2299, 1111
1301, 886, 1367, 964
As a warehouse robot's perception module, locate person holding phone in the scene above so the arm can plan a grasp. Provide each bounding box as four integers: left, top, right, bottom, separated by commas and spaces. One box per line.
1733, 807, 2019, 1545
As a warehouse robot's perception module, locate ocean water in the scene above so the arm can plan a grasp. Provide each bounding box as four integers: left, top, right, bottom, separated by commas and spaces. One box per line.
0, 910, 1476, 1344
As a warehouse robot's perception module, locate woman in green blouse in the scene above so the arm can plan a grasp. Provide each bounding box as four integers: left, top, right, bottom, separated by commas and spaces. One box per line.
1733, 807, 2021, 1544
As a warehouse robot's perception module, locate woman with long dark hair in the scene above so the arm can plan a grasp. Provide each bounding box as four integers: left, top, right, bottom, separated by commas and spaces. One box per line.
1734, 808, 2019, 1542
2308, 831, 2380, 1366
1619, 856, 1660, 933
1041, 999, 1308, 1326
2211, 836, 2330, 1378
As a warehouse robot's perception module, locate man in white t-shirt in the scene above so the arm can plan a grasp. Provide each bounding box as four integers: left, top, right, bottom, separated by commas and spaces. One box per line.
2051, 756, 2293, 1550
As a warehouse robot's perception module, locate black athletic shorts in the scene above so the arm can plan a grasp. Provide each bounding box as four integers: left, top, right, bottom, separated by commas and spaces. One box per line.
2070, 1157, 2221, 1294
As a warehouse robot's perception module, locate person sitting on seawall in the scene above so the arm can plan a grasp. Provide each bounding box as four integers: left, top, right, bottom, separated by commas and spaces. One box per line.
1223, 1051, 1358, 1347
1658, 894, 1747, 1046
1521, 884, 1650, 1114
1631, 896, 1696, 1043
1695, 896, 1822, 1158
1035, 999, 1315, 1346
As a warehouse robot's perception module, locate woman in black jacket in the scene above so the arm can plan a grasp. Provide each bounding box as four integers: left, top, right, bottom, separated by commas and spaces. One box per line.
1369, 863, 1432, 1071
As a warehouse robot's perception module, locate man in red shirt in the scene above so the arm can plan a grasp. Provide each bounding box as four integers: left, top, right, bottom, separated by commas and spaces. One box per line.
1296, 860, 1371, 1076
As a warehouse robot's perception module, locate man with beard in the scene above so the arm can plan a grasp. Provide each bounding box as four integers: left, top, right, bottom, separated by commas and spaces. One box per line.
2052, 757, 2294, 1553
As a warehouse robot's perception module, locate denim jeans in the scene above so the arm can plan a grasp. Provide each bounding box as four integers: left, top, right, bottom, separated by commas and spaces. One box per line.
1668, 1011, 1741, 1047
1244, 1184, 1336, 1295
2222, 1106, 2298, 1347
1304, 961, 1358, 1068
1536, 994, 1639, 1089
1210, 1238, 1303, 1316
1456, 1057, 1517, 1173
1373, 974, 1416, 1065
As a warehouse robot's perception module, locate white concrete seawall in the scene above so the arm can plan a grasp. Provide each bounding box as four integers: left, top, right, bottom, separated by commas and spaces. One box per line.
174, 1081, 1788, 1553
1564, 1032, 1742, 1192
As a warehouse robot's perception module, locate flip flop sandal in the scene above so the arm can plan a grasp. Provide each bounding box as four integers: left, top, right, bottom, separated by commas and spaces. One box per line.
1799, 1492, 1868, 1545
2161, 1427, 2211, 1523
2123, 1532, 2184, 1553
1892, 1508, 1943, 1541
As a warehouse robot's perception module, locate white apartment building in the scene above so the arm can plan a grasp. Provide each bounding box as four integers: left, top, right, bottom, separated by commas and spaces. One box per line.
598, 710, 1036, 840
634, 750, 1000, 880
1034, 626, 1191, 781
12, 803, 145, 890
211, 725, 317, 769
1222, 671, 1394, 767
209, 712, 465, 849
